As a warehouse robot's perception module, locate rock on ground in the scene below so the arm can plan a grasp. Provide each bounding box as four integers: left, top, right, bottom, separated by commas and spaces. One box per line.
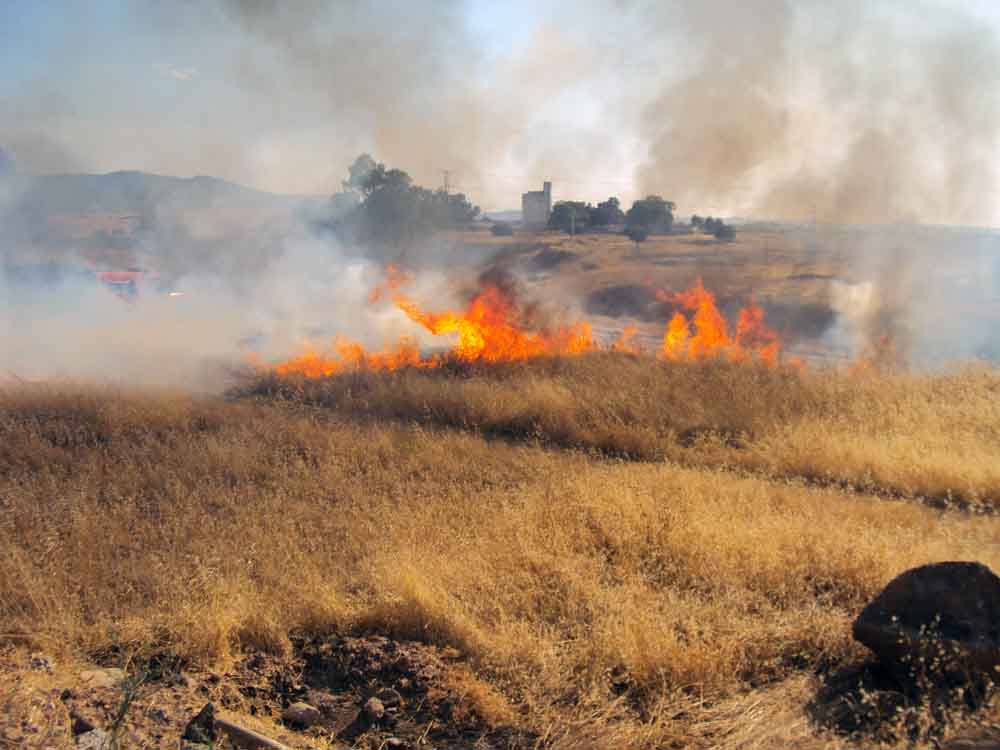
282, 701, 322, 727
853, 561, 1000, 676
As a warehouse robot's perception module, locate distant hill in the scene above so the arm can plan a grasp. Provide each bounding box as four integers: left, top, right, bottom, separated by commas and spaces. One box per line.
0, 170, 327, 276
5, 170, 309, 219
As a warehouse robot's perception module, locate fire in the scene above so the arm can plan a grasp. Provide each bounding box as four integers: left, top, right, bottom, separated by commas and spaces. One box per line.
393, 282, 593, 363
273, 273, 595, 376
612, 324, 642, 354
268, 272, 791, 378
275, 338, 425, 378
656, 279, 782, 365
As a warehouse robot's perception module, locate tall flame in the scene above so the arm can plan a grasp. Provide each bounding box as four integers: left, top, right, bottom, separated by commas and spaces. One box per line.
269, 272, 791, 377
393, 283, 593, 363
657, 279, 782, 365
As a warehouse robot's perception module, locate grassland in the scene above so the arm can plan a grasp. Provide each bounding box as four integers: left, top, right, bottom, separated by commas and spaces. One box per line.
3, 355, 1000, 748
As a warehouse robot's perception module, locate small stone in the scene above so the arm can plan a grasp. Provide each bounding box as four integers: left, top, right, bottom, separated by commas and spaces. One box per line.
70, 713, 96, 736
60, 688, 75, 701
181, 703, 216, 744
79, 669, 125, 690
282, 701, 322, 728
29, 653, 53, 671
75, 728, 109, 750
363, 697, 385, 722
375, 688, 403, 707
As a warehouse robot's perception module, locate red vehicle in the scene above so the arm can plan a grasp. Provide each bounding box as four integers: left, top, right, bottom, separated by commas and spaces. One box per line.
95, 269, 160, 301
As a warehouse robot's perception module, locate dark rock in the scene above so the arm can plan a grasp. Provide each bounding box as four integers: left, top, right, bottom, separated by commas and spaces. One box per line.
282, 701, 322, 727
70, 713, 96, 735
181, 703, 216, 745
853, 562, 1000, 676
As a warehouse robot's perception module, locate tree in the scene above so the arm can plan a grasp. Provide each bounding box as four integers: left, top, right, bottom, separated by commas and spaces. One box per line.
590, 197, 625, 227
549, 201, 591, 235
702, 216, 735, 241
343, 153, 377, 194
691, 214, 704, 231
625, 225, 648, 256
714, 222, 735, 241
625, 195, 675, 234
331, 155, 480, 255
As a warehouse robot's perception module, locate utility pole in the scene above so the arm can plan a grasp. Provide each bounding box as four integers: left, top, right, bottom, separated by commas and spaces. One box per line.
441, 170, 451, 195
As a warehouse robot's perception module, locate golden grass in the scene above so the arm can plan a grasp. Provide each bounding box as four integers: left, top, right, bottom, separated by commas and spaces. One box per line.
2, 370, 999, 747
241, 354, 1000, 509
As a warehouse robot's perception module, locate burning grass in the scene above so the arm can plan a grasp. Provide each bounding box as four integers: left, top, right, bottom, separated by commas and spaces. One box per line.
269, 270, 789, 378
2, 367, 999, 747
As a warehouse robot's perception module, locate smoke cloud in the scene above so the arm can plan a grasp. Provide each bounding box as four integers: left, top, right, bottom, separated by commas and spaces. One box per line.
637, 0, 1000, 225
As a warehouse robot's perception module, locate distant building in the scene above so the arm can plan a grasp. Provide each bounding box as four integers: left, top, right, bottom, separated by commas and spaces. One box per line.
521, 181, 552, 229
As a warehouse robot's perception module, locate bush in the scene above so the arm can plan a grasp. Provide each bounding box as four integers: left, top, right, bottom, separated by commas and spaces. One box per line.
490, 222, 514, 237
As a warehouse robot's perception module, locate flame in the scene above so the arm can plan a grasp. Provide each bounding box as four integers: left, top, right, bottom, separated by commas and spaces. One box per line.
368, 264, 413, 304
657, 279, 782, 365
612, 324, 642, 354
275, 338, 425, 377
268, 272, 792, 378
393, 283, 593, 363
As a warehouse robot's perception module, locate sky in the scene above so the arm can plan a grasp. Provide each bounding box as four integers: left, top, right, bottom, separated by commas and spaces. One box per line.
1, 0, 999, 223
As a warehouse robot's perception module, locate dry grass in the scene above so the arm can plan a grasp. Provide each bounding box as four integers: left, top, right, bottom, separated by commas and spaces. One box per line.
2, 367, 1000, 747
241, 354, 1000, 509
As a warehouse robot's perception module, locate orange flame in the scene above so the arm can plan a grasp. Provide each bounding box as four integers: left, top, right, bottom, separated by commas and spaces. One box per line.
612, 324, 642, 354
368, 264, 413, 304
657, 279, 782, 365
393, 283, 593, 363
269, 272, 791, 377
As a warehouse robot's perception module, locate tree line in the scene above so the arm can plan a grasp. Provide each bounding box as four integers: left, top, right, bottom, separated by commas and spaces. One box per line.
326, 154, 480, 254
546, 195, 735, 241
324, 154, 734, 254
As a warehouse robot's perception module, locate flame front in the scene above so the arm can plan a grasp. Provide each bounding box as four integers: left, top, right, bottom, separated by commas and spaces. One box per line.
269, 272, 790, 377
657, 278, 782, 365
394, 284, 593, 363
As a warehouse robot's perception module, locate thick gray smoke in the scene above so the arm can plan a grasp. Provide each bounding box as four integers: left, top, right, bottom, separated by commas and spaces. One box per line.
637, 0, 1000, 226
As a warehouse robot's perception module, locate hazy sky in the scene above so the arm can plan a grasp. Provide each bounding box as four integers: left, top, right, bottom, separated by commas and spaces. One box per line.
2, 0, 999, 223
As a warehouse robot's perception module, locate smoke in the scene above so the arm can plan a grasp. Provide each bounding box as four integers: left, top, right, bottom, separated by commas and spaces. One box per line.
637, 0, 1000, 226
0, 230, 466, 388
2, 0, 999, 382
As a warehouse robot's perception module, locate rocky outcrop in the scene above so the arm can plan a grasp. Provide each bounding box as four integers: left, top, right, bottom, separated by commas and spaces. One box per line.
853, 562, 1000, 676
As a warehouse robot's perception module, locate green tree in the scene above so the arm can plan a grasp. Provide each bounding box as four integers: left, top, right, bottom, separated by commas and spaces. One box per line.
343, 153, 377, 194
590, 197, 625, 226
625, 225, 648, 256
331, 155, 480, 255
625, 195, 675, 234
549, 201, 591, 234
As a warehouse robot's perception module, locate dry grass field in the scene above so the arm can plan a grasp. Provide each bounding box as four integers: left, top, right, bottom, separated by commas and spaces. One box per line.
3, 354, 1000, 748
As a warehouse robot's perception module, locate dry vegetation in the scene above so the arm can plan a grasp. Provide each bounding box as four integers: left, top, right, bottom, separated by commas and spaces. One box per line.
3, 355, 1000, 747
245, 355, 1000, 510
